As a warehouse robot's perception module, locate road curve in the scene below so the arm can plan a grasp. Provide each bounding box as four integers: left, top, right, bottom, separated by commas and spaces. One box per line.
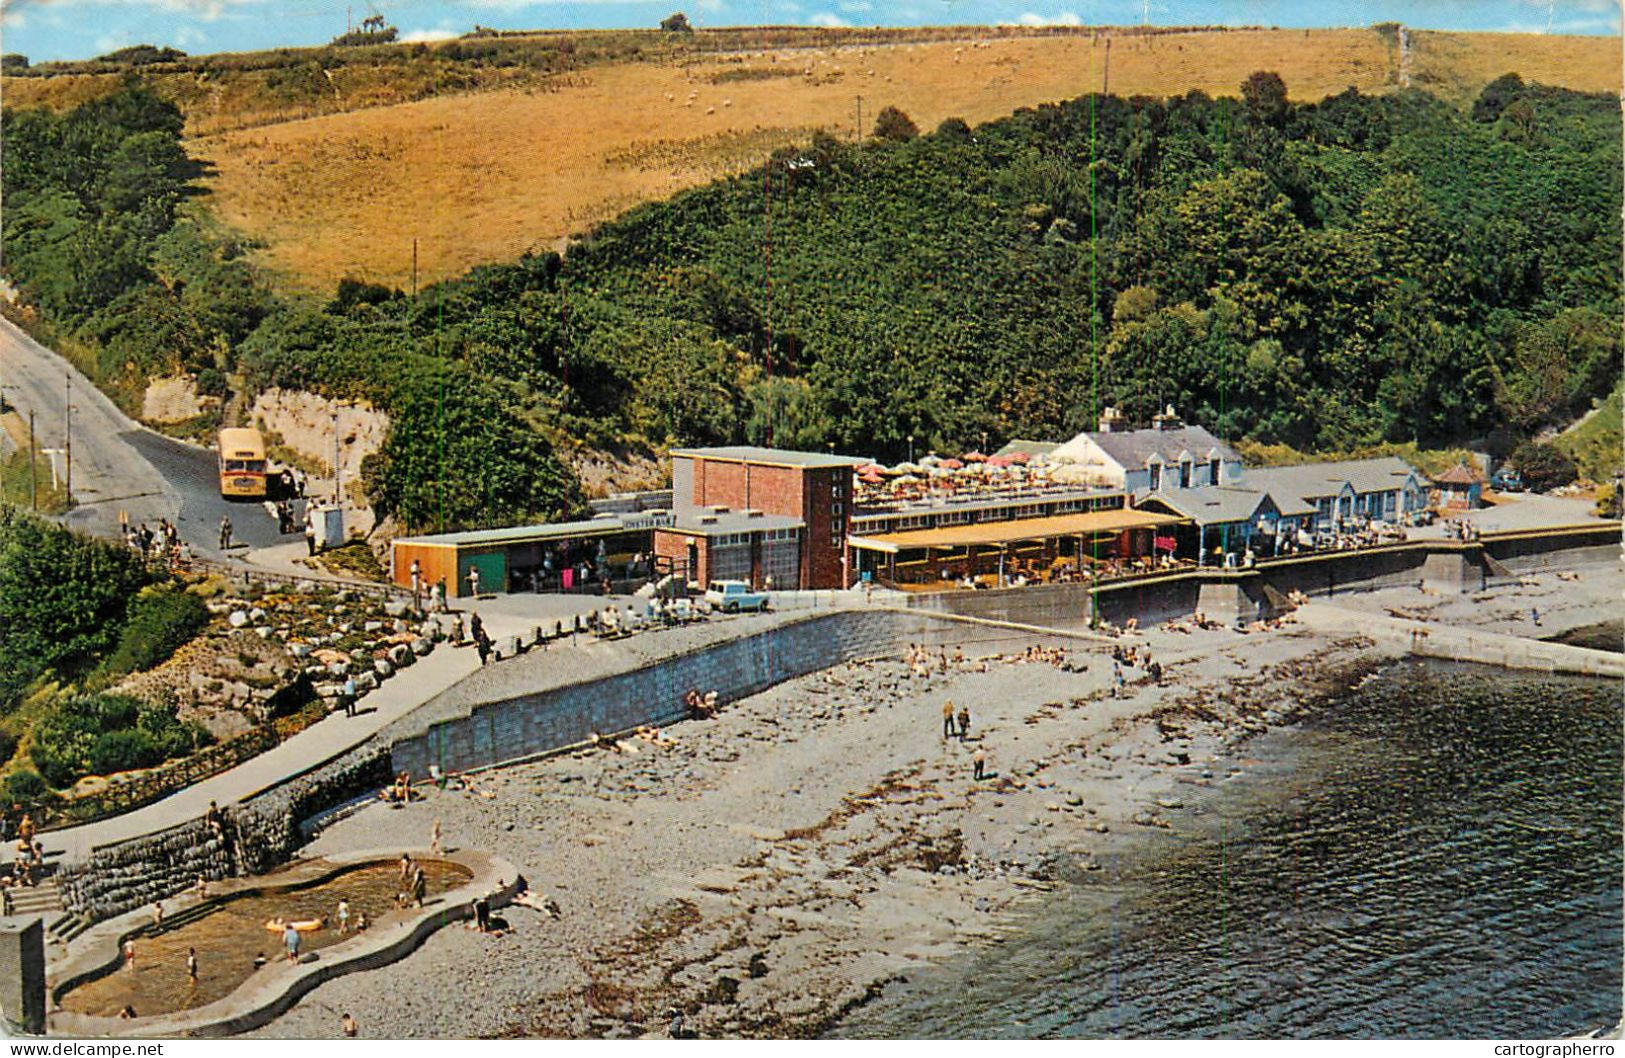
0, 316, 286, 554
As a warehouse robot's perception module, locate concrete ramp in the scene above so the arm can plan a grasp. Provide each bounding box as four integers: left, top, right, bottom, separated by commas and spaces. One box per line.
1295, 603, 1625, 679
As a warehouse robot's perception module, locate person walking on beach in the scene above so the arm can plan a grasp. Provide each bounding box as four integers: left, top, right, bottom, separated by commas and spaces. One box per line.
956, 705, 971, 742
942, 700, 957, 739
336, 898, 351, 934
186, 947, 198, 988
1112, 660, 1125, 698
123, 939, 136, 970
284, 922, 301, 963
973, 746, 987, 781
429, 818, 442, 857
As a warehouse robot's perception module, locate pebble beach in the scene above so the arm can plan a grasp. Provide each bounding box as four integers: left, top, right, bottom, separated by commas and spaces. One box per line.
249, 565, 1621, 1039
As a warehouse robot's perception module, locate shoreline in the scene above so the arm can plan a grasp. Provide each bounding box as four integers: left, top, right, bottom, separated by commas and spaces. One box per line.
247, 566, 1621, 1040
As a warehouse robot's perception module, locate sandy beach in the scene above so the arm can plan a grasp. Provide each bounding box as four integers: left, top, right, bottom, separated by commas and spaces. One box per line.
249, 564, 1621, 1039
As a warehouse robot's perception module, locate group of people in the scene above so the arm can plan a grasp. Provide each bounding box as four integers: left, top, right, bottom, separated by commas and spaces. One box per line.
395, 852, 427, 909
905, 642, 966, 678
380, 771, 416, 804
1110, 643, 1162, 694
684, 688, 721, 719
121, 515, 186, 566
1, 813, 43, 911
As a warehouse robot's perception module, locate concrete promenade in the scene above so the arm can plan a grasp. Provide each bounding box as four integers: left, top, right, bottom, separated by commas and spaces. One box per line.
1295, 601, 1625, 678
41, 644, 481, 864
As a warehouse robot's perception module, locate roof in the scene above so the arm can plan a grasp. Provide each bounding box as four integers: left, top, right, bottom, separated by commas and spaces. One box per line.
1434, 463, 1484, 485
1244, 457, 1419, 503
1138, 488, 1274, 526
217, 427, 265, 455
393, 512, 668, 548
671, 446, 868, 469
854, 485, 1122, 522
992, 439, 1061, 459
1053, 426, 1240, 471
846, 508, 1186, 554
661, 511, 804, 536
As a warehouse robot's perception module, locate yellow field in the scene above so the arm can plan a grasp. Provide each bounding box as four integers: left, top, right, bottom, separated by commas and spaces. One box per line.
159, 26, 1619, 292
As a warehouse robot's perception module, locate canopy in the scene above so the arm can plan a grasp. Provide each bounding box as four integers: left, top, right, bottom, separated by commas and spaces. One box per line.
847, 508, 1187, 554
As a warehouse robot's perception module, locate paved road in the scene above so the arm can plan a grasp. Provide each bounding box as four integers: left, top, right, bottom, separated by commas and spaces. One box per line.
0, 316, 286, 555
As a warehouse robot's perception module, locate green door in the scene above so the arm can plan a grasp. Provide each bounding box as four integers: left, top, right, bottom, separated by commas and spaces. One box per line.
459, 550, 508, 596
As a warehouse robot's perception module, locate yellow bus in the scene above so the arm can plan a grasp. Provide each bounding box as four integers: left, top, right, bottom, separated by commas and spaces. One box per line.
217, 427, 268, 499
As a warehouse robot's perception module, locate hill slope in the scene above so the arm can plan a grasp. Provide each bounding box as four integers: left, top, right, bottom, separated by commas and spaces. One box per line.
7, 25, 1617, 293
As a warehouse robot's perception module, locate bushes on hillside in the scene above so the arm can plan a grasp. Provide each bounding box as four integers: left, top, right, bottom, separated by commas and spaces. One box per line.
101, 585, 207, 679
0, 509, 153, 710
1511, 441, 1578, 492
29, 693, 208, 788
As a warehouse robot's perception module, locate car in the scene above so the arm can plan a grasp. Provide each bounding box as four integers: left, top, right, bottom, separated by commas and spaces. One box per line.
1491, 468, 1524, 492
704, 580, 769, 613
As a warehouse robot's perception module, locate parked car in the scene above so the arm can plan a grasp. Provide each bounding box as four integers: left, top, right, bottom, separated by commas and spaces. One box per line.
1491, 467, 1525, 492
704, 580, 770, 613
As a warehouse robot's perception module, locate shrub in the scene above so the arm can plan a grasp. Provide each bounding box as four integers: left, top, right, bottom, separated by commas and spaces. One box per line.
88, 729, 166, 776
1, 768, 47, 805
1595, 481, 1621, 519
101, 586, 208, 679
873, 105, 919, 142
27, 693, 203, 787
1511, 440, 1578, 493
0, 730, 15, 766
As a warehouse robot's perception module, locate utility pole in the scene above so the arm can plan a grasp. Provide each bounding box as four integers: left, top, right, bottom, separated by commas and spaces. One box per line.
1102, 37, 1111, 95
28, 409, 36, 510
63, 374, 71, 507
331, 405, 342, 509
855, 95, 863, 141
411, 237, 419, 299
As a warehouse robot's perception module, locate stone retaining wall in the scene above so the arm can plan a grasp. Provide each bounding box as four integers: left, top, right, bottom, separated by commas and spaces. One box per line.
55, 748, 391, 924
389, 608, 1083, 780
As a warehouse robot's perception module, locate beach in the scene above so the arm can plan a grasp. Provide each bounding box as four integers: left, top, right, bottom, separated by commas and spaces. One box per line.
249, 564, 1621, 1039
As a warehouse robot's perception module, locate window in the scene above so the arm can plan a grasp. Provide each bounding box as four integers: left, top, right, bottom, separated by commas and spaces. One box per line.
1179, 461, 1192, 488
1209, 457, 1221, 485
1149, 463, 1162, 490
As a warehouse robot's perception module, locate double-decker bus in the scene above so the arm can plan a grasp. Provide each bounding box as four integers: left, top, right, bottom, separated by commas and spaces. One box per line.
217, 427, 268, 499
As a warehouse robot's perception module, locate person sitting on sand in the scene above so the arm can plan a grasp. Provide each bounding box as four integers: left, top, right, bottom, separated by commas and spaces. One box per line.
355, 911, 369, 932
341, 1013, 358, 1038
118, 1006, 137, 1020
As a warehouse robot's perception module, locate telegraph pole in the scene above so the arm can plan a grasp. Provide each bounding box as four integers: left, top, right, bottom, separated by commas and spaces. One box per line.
28, 409, 37, 510
63, 374, 71, 506
855, 95, 863, 141
411, 237, 419, 299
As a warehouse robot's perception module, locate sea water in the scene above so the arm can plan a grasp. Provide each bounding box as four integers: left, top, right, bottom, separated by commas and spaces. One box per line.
834, 660, 1623, 1039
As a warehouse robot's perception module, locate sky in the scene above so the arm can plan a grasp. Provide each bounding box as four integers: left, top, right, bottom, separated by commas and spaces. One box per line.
0, 0, 1618, 63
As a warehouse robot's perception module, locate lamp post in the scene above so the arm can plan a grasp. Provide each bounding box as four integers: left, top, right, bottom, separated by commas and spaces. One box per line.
907, 434, 914, 465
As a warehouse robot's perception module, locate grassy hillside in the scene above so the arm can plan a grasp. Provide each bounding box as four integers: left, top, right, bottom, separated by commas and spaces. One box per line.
6, 25, 1617, 293
1555, 381, 1623, 482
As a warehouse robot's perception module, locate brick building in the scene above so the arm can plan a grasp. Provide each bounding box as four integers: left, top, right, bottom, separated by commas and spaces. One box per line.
653, 446, 867, 590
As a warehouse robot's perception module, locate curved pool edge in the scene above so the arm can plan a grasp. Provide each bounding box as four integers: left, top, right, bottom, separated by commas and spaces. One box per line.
47, 847, 520, 1038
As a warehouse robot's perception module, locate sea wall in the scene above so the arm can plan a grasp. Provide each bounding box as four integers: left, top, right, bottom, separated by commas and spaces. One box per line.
389, 608, 1084, 780
55, 747, 391, 924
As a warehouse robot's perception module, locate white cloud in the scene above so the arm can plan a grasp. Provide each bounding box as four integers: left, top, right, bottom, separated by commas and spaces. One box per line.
838, 0, 872, 11
174, 23, 208, 47
692, 0, 726, 12
1, 6, 25, 27
1012, 10, 1082, 26
808, 11, 847, 26
401, 27, 460, 42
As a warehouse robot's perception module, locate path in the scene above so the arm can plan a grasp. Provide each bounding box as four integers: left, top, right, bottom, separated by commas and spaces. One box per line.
1295, 601, 1624, 678
40, 643, 482, 864
0, 316, 283, 555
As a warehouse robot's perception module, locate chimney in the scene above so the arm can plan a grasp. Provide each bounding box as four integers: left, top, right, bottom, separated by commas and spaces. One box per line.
1152, 404, 1183, 431
1097, 406, 1126, 433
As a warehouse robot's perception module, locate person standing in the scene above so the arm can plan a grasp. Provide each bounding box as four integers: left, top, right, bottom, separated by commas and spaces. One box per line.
475, 627, 492, 666
343, 675, 357, 718
410, 559, 423, 613
218, 515, 233, 551
973, 746, 987, 781
186, 947, 199, 988
429, 818, 442, 857
430, 581, 444, 614
124, 939, 136, 970
956, 705, 971, 743
467, 566, 481, 598
341, 1013, 358, 1038
336, 899, 351, 934
304, 511, 317, 556
942, 700, 957, 739
284, 922, 301, 963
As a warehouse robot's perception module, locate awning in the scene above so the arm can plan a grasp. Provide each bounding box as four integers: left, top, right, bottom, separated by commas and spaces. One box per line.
847, 508, 1188, 555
